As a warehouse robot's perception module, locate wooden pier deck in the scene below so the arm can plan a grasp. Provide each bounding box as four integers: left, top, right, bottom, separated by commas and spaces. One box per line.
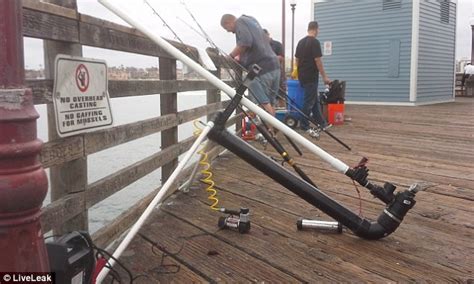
117, 98, 473, 283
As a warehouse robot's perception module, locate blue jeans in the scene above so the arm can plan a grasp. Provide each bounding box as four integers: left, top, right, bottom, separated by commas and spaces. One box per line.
300, 81, 327, 130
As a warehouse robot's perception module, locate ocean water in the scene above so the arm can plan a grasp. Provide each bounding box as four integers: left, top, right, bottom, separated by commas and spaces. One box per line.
37, 91, 219, 233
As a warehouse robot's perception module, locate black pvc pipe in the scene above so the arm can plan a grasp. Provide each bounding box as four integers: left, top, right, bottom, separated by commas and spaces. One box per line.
208, 126, 417, 240
252, 121, 317, 187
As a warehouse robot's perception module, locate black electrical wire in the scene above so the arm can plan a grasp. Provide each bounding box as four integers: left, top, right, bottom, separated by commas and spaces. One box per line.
137, 232, 213, 277
94, 246, 135, 283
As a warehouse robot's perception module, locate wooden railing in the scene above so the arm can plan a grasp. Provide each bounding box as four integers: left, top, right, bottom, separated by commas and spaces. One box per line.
22, 0, 239, 247
455, 73, 473, 97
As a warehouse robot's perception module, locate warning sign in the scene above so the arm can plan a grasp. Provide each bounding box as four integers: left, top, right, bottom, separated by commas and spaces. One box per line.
75, 64, 90, 92
323, 41, 332, 56
53, 55, 113, 137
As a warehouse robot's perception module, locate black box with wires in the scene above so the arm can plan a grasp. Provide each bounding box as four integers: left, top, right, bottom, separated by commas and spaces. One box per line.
46, 231, 95, 284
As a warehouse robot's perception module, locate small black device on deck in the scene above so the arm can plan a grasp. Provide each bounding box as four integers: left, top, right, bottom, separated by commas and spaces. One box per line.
218, 208, 251, 234
46, 231, 95, 284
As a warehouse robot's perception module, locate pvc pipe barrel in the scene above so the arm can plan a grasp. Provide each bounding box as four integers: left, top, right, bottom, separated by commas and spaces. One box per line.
297, 218, 343, 233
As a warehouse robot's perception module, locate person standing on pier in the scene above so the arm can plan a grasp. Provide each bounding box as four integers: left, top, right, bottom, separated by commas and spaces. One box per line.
294, 21, 331, 134
220, 14, 280, 117
263, 28, 287, 108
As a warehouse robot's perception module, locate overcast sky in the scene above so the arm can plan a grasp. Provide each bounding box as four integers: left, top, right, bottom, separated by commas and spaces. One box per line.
24, 0, 474, 69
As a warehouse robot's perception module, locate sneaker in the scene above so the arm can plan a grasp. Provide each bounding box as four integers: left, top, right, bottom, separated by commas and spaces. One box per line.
322, 124, 333, 131
306, 128, 320, 139
255, 133, 268, 146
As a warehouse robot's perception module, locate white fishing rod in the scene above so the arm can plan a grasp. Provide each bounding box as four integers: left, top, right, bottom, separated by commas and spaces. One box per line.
96, 1, 350, 281
94, 3, 429, 281
95, 122, 213, 283
98, 0, 349, 174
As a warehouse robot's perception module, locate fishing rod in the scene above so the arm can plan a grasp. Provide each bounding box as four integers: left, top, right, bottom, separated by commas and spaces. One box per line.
179, 3, 326, 177
148, 1, 316, 186
145, 1, 391, 212
280, 91, 352, 151
179, 4, 351, 151
225, 51, 352, 151
179, 3, 305, 155
179, 3, 306, 156
144, 0, 183, 43
99, 0, 425, 256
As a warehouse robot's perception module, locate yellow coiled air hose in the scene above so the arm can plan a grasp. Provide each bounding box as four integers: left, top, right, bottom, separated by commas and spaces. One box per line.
193, 120, 220, 211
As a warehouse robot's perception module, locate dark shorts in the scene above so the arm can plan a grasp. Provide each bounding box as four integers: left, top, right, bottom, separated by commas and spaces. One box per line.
247, 69, 280, 105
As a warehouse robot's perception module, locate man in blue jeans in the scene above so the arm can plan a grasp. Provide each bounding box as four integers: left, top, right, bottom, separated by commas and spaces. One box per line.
295, 21, 331, 137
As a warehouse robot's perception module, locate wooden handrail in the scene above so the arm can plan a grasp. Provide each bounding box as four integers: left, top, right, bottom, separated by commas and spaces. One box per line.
41, 115, 241, 233
27, 79, 235, 105
40, 101, 229, 168
22, 0, 242, 240
91, 143, 226, 248
22, 1, 229, 65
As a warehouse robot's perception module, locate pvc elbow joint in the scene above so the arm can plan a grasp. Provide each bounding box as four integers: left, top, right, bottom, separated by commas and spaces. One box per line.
354, 214, 401, 240
354, 189, 417, 240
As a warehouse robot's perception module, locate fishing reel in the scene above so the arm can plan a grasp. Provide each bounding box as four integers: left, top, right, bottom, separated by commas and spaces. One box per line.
348, 157, 398, 204
217, 208, 251, 234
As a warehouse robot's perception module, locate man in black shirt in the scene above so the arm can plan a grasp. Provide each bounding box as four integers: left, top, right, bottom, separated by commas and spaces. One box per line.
263, 29, 287, 107
295, 21, 331, 132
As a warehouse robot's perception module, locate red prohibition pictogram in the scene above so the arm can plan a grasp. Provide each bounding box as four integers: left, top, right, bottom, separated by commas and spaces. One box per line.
76, 64, 90, 92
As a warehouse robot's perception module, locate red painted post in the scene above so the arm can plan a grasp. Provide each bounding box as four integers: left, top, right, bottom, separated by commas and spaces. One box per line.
0, 0, 50, 272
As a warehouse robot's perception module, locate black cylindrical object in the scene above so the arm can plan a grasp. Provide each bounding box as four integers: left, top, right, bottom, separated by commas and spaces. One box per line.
208, 127, 417, 240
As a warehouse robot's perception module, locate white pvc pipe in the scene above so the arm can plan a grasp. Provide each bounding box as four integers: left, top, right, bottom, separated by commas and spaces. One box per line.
98, 0, 350, 175
96, 122, 214, 283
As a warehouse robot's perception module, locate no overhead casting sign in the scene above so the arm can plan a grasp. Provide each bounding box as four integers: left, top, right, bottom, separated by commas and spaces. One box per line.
53, 55, 113, 137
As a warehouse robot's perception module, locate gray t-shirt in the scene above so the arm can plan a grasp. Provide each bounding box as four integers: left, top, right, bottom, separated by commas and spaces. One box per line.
235, 15, 279, 74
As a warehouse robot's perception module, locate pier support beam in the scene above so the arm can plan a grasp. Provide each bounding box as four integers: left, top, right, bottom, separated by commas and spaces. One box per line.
0, 0, 50, 272
159, 57, 178, 182
471, 25, 474, 64
43, 0, 88, 234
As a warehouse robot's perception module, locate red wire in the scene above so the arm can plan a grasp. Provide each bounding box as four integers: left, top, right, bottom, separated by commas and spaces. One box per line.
351, 180, 363, 216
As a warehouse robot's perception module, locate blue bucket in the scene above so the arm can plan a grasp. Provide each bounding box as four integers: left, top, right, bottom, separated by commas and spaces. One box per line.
286, 79, 304, 119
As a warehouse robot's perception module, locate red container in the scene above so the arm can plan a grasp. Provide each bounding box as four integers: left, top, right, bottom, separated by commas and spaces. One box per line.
241, 117, 256, 140
327, 103, 345, 125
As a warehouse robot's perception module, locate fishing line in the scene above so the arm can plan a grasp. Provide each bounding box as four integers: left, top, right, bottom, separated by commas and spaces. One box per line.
144, 0, 184, 45
179, 1, 351, 151
143, 1, 321, 189
176, 1, 325, 186
143, 0, 200, 64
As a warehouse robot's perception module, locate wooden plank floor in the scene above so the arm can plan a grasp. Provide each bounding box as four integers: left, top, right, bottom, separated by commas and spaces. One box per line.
117, 97, 473, 283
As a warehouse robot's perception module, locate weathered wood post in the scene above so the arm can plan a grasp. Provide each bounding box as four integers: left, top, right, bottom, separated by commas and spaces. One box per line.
205, 48, 222, 122
0, 0, 49, 271
159, 58, 178, 182
206, 67, 221, 121
43, 0, 88, 233
471, 24, 473, 65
